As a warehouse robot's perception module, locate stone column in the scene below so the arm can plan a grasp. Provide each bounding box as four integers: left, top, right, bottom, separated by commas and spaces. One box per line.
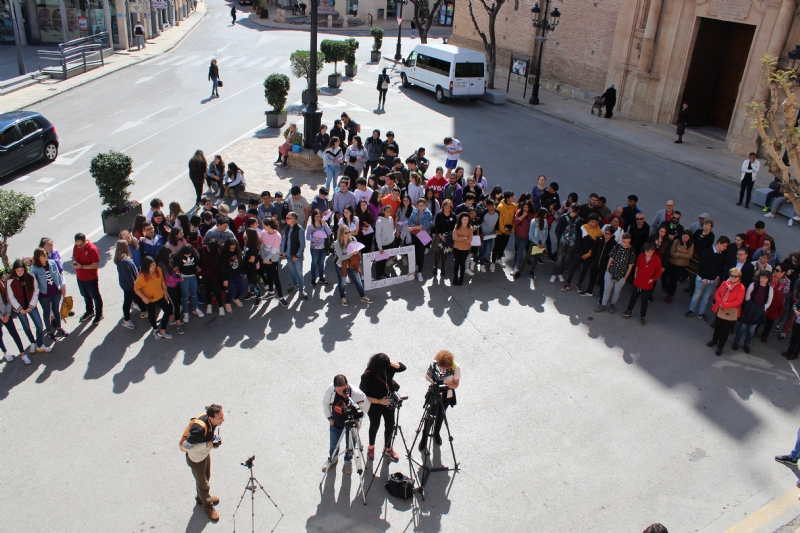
752, 0, 795, 104
636, 0, 661, 73
12, 0, 26, 45
58, 0, 69, 43
102, 0, 113, 43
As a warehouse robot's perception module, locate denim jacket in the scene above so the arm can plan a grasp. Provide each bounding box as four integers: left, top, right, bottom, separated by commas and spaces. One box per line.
409, 207, 432, 234
528, 219, 549, 247
30, 259, 64, 293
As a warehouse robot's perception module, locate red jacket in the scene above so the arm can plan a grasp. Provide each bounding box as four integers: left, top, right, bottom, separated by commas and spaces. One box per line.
744, 230, 767, 256
233, 214, 248, 247
73, 241, 100, 281
632, 252, 662, 290
711, 280, 746, 318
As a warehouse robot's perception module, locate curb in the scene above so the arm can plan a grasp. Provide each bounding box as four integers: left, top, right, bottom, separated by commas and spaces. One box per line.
9, 7, 207, 112
502, 94, 736, 185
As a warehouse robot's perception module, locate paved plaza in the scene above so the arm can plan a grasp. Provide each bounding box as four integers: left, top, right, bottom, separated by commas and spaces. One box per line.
1, 1, 800, 532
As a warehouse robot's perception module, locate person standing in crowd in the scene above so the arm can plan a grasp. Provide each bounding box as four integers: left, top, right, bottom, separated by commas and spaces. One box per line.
563, 213, 601, 292
203, 215, 236, 247
8, 259, 50, 357
650, 200, 675, 236
114, 240, 139, 330
314, 124, 330, 160
174, 244, 203, 321
732, 271, 773, 353
594, 234, 636, 313
664, 231, 693, 302
181, 404, 224, 522
601, 84, 616, 118
409, 198, 433, 282
243, 228, 261, 299
476, 199, 499, 273
324, 138, 345, 193
0, 281, 26, 363
674, 103, 688, 143
31, 247, 67, 340
744, 221, 768, 257
188, 150, 207, 208
737, 153, 760, 209
377, 68, 390, 110
492, 191, 517, 268
359, 353, 406, 461
134, 255, 173, 339
512, 202, 534, 278
755, 264, 789, 343
531, 175, 547, 211
685, 236, 730, 323
281, 212, 307, 301
551, 203, 581, 283
307, 209, 332, 287
200, 241, 225, 316
622, 243, 662, 325
155, 247, 184, 334
375, 205, 396, 280
726, 247, 755, 293
330, 119, 346, 147
332, 226, 372, 306
341, 112, 359, 144
580, 225, 615, 297
220, 238, 245, 312
208, 59, 220, 98
452, 213, 473, 285
707, 267, 745, 356
260, 217, 288, 308
364, 130, 383, 178
346, 137, 367, 178
73, 233, 103, 325
322, 375, 367, 474
528, 208, 549, 282
287, 186, 311, 228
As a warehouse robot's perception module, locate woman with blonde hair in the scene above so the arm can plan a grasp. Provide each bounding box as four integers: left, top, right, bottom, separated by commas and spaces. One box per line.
333, 225, 372, 306
167, 201, 185, 225
419, 349, 461, 451
707, 267, 746, 356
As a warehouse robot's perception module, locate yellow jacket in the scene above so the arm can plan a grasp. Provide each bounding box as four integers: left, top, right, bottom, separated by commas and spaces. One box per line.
497, 200, 518, 235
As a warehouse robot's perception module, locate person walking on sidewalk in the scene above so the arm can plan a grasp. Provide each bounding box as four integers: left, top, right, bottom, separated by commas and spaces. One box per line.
208, 59, 220, 99
674, 103, 689, 143
410, 19, 416, 38
231, 5, 236, 24
133, 20, 146, 50
181, 404, 225, 522
737, 152, 760, 209
600, 84, 616, 118
377, 69, 390, 110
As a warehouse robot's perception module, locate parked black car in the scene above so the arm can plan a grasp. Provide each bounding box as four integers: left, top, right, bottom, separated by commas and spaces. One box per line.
0, 111, 59, 178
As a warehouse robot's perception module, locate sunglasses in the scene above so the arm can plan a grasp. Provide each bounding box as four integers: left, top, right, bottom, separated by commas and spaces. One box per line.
730, 275, 740, 279
636, 217, 644, 221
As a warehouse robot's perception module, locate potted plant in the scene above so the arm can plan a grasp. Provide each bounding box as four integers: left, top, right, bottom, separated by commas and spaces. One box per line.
344, 38, 359, 76
301, 86, 321, 104
0, 189, 36, 270
90, 151, 141, 236
290, 49, 325, 104
320, 39, 347, 88
370, 27, 383, 62
264, 73, 290, 128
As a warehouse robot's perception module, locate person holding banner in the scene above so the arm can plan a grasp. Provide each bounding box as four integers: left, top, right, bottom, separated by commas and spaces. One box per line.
333, 226, 373, 307
409, 199, 433, 283
375, 205, 396, 280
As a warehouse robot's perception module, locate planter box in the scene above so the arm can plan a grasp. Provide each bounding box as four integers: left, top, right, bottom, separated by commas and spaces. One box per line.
266, 111, 287, 128
328, 74, 342, 88
101, 203, 143, 236
345, 65, 357, 76
370, 50, 381, 62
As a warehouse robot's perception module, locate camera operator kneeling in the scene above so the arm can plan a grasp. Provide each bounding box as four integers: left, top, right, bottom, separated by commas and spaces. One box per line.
360, 353, 407, 462
419, 350, 461, 452
322, 374, 367, 475
181, 404, 225, 521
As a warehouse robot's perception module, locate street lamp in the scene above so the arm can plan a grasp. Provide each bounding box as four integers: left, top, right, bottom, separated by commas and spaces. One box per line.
528, 0, 560, 105
303, 0, 322, 148
395, 0, 407, 61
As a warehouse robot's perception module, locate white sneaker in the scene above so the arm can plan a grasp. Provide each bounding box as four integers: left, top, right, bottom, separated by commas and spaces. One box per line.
511, 267, 519, 276
4, 352, 13, 362
764, 212, 774, 218
21, 354, 31, 365
215, 189, 222, 197
231, 199, 238, 207
417, 273, 424, 282
37, 345, 51, 353
28, 343, 35, 354
215, 198, 223, 206
466, 267, 474, 276
206, 304, 212, 314
346, 277, 351, 284
131, 302, 141, 312
121, 320, 135, 330
558, 275, 565, 282
550, 275, 557, 283
183, 313, 189, 323
219, 308, 225, 317
790, 218, 794, 227
322, 456, 339, 472
499, 258, 506, 267
193, 308, 205, 318
794, 216, 800, 222
489, 263, 496, 273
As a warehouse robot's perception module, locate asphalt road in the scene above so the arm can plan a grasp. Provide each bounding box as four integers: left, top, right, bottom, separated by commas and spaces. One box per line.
2, 1, 800, 532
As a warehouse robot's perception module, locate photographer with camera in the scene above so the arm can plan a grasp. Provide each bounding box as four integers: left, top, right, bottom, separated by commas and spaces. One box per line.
359, 353, 407, 462
419, 350, 461, 452
322, 374, 367, 475
179, 404, 225, 521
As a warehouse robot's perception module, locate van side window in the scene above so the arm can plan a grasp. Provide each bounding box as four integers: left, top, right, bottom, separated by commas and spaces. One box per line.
407, 51, 417, 66
0, 126, 21, 147
456, 63, 485, 78
417, 54, 451, 76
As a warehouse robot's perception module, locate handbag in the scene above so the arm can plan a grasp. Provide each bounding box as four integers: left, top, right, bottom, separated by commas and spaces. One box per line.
716, 306, 738, 321
385, 472, 415, 500
60, 295, 74, 321
217, 79, 223, 87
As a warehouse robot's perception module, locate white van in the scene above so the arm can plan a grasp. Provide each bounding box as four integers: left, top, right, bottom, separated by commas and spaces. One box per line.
400, 44, 486, 103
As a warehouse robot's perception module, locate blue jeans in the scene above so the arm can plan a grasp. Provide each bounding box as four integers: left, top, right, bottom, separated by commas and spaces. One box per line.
210, 78, 219, 96
478, 238, 495, 264
733, 322, 758, 346
601, 272, 627, 306
39, 294, 61, 330
335, 265, 365, 298
790, 426, 800, 461
225, 274, 245, 302
310, 248, 326, 280
689, 276, 716, 316
329, 424, 352, 461
514, 237, 530, 271
325, 164, 339, 191
286, 257, 304, 292
180, 275, 199, 313
77, 278, 103, 316
15, 308, 44, 348
0, 318, 23, 353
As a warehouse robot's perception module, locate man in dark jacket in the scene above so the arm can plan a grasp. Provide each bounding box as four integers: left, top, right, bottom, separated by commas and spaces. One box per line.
726, 246, 755, 290
685, 236, 730, 323
581, 226, 616, 298
628, 212, 650, 254
601, 84, 617, 118
563, 214, 602, 292
551, 203, 582, 282
364, 129, 383, 177
675, 103, 689, 143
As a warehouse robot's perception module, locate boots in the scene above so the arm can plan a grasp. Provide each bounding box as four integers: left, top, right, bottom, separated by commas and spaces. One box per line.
204, 505, 219, 521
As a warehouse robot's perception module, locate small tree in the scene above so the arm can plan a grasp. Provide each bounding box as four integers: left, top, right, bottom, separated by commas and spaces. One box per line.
0, 189, 35, 270
290, 50, 325, 89
747, 55, 800, 216
344, 38, 359, 68
264, 73, 291, 113
409, 0, 443, 44
370, 26, 384, 51
467, 0, 506, 90
320, 39, 348, 75
90, 151, 134, 215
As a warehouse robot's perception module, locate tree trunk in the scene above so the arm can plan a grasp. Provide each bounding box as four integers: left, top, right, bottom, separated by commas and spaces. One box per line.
0, 239, 8, 271
487, 12, 496, 89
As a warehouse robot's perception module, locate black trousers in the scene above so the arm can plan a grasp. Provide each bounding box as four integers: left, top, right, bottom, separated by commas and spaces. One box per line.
367, 404, 396, 447
711, 317, 737, 348
492, 234, 511, 263
453, 248, 469, 285
420, 399, 450, 449
626, 288, 652, 317
378, 89, 387, 106
566, 256, 592, 285
191, 179, 204, 205
146, 297, 171, 331
412, 234, 426, 272
604, 105, 614, 118
375, 258, 388, 279
204, 278, 224, 308
789, 323, 800, 355
364, 160, 378, 178
264, 262, 283, 297
167, 285, 182, 319
122, 290, 135, 321
585, 262, 604, 294
666, 264, 686, 296
739, 175, 754, 206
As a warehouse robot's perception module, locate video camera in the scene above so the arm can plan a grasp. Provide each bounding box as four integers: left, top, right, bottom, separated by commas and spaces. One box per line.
342, 396, 364, 426
388, 391, 408, 409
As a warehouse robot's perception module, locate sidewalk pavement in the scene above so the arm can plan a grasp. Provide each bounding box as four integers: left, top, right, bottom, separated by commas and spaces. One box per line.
0, 1, 206, 114
247, 12, 453, 38
496, 71, 751, 187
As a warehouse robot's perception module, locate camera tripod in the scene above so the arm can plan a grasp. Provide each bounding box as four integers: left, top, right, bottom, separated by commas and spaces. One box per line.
409, 384, 459, 488
232, 456, 284, 533
364, 398, 424, 502
319, 420, 368, 505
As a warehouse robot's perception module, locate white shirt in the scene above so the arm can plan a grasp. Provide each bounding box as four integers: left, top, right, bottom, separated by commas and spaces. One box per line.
353, 188, 372, 206
740, 158, 760, 181
446, 139, 462, 161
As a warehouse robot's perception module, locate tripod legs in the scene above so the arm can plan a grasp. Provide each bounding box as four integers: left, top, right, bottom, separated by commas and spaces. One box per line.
366, 405, 423, 502
232, 467, 284, 533
319, 424, 367, 505
410, 398, 459, 488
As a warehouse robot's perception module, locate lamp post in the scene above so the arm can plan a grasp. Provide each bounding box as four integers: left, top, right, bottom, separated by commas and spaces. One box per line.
395, 0, 406, 61
303, 0, 322, 148
528, 0, 560, 105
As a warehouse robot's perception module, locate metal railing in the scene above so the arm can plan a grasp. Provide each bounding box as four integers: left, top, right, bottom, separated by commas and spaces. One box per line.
37, 32, 111, 79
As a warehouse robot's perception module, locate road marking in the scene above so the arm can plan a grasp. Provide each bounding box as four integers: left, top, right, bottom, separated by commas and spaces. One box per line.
135, 68, 169, 84
226, 56, 248, 67
110, 110, 124, 116
217, 55, 233, 64
52, 144, 96, 166
48, 192, 95, 220
723, 487, 800, 533
152, 55, 183, 66
278, 60, 290, 69
217, 43, 231, 53
244, 57, 266, 68
172, 56, 199, 66
77, 123, 94, 131
190, 55, 215, 66
261, 58, 280, 68
36, 177, 54, 183
113, 106, 173, 135
131, 160, 154, 178
34, 168, 86, 197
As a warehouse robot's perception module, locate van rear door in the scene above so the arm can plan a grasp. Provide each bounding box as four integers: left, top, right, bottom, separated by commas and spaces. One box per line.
468, 56, 486, 96
453, 61, 471, 97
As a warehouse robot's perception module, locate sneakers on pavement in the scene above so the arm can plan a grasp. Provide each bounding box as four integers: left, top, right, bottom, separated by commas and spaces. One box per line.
341, 298, 348, 307
594, 305, 607, 313
193, 308, 205, 318
489, 263, 495, 273
698, 314, 709, 324
776, 455, 798, 465
177, 325, 185, 335
21, 354, 31, 365
558, 275, 565, 282
550, 275, 557, 283
279, 298, 289, 308
417, 273, 424, 282
343, 460, 353, 475
183, 313, 190, 323
4, 352, 13, 362
92, 314, 104, 325
79, 311, 95, 322
361, 296, 373, 304
218, 308, 225, 317
121, 320, 136, 330
622, 309, 632, 318
206, 304, 212, 314
384, 447, 399, 462
684, 311, 694, 318
37, 345, 52, 353
608, 304, 616, 314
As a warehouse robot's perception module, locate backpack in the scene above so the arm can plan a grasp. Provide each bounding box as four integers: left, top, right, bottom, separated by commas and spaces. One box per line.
179, 414, 208, 452
385, 472, 415, 500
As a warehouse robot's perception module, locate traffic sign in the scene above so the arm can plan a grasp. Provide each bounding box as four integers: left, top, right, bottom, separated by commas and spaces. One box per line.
396, 16, 403, 25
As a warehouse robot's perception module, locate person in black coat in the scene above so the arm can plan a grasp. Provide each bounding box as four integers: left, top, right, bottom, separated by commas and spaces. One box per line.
601, 85, 617, 118
675, 103, 689, 143
377, 68, 390, 110
230, 5, 236, 24
359, 353, 406, 462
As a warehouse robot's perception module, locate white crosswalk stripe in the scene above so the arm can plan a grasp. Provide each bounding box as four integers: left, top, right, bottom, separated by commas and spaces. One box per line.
244, 57, 266, 68
172, 56, 199, 65
190, 56, 216, 66
217, 56, 234, 64
278, 60, 291, 69
152, 55, 184, 66
226, 56, 248, 67
262, 58, 281, 68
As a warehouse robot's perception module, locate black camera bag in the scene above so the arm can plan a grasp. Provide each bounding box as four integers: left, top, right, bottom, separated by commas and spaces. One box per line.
385, 472, 414, 500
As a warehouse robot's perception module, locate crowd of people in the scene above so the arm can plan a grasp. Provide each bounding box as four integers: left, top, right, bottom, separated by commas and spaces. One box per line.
3, 119, 799, 366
